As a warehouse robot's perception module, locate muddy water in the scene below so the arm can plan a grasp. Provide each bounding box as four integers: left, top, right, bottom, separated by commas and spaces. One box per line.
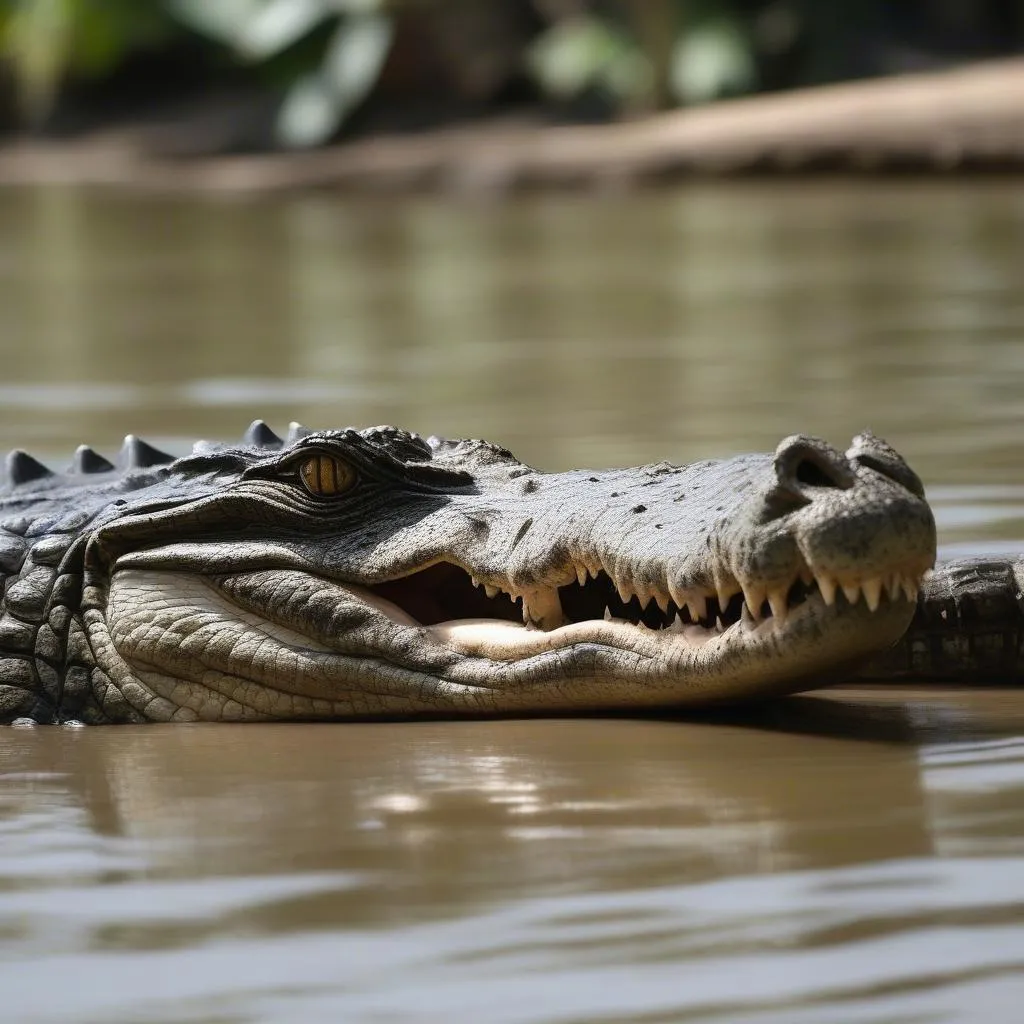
1, 182, 1024, 1021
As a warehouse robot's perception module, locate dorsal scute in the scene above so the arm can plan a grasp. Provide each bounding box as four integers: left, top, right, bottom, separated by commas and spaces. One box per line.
5, 450, 54, 486
243, 420, 283, 449
287, 422, 311, 444
120, 435, 175, 470
71, 445, 115, 475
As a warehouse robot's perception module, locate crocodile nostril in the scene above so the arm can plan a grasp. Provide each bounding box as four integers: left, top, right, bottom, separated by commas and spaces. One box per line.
795, 458, 845, 489
773, 435, 855, 503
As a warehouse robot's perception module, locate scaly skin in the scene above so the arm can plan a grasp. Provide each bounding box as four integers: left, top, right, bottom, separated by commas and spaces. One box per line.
0, 423, 937, 724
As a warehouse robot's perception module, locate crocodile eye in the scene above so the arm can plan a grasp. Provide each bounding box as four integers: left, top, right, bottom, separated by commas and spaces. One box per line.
298, 454, 356, 496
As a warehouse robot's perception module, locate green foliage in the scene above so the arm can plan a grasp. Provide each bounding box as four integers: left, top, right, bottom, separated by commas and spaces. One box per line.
526, 14, 653, 111
0, 0, 172, 123
671, 14, 756, 103
168, 0, 393, 147
1, 1, 1018, 146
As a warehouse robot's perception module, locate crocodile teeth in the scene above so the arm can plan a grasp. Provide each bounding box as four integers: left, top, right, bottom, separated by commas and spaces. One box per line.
767, 589, 789, 624
521, 588, 566, 630
885, 573, 902, 600
741, 583, 767, 620
484, 584, 499, 599
686, 594, 708, 624
842, 581, 861, 606
575, 563, 588, 586
654, 592, 671, 614
614, 576, 632, 604
712, 566, 738, 613
901, 576, 919, 603
604, 606, 613, 621
862, 576, 883, 612
817, 574, 837, 607
799, 565, 815, 587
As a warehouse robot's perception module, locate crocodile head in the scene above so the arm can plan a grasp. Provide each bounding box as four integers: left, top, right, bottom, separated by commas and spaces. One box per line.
79, 425, 935, 721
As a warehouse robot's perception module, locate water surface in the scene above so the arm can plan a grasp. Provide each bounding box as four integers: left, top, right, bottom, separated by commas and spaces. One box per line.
1, 181, 1023, 1022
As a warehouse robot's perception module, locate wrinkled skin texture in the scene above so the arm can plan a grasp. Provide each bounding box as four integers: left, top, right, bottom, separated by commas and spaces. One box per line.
0, 424, 940, 724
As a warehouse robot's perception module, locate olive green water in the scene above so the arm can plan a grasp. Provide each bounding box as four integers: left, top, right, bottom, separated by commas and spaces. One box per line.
2, 182, 1024, 1022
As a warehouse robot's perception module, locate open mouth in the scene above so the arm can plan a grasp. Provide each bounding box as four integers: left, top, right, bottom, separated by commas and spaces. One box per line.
366, 559, 926, 644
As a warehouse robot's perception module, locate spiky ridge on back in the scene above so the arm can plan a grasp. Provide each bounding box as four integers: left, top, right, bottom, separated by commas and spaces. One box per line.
1, 421, 531, 513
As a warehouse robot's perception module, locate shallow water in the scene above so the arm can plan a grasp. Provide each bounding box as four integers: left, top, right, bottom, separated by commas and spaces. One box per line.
1, 181, 1024, 1022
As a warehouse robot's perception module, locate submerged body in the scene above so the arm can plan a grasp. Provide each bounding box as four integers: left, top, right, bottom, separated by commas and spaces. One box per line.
0, 423, 944, 723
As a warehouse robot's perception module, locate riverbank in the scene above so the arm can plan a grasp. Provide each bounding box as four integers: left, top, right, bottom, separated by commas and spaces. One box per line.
2, 58, 1023, 195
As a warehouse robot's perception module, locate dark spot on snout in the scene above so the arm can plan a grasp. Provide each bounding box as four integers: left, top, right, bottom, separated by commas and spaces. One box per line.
632, 505, 646, 514
512, 518, 533, 550
467, 517, 489, 537
521, 478, 538, 494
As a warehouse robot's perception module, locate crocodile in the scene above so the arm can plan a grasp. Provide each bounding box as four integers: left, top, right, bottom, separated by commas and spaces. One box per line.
0, 420, 971, 725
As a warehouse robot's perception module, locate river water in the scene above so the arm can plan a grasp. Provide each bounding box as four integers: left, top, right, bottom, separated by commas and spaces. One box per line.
1, 181, 1023, 1022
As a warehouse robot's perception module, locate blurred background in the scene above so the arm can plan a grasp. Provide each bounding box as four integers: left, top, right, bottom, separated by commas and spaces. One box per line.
2, 1, 1024, 145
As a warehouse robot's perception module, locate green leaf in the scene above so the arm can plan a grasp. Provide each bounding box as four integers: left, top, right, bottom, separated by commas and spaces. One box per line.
238, 0, 329, 60
276, 71, 340, 147
670, 17, 756, 104
1, 0, 74, 123
275, 10, 392, 147
166, 0, 266, 47
526, 14, 651, 106
321, 11, 391, 99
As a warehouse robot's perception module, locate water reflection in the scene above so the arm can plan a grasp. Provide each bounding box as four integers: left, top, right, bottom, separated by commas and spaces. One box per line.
2, 691, 1024, 1020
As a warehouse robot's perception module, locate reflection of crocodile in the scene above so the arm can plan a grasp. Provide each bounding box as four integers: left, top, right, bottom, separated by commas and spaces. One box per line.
0, 422, 952, 723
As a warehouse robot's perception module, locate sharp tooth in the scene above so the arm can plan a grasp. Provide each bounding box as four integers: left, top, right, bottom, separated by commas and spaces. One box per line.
634, 584, 653, 609
901, 577, 919, 603
484, 584, 499, 599
885, 573, 902, 600
575, 563, 588, 586
742, 583, 767, 620
471, 576, 481, 589
686, 593, 708, 624
862, 576, 882, 612
768, 589, 788, 624
715, 616, 725, 633
817, 574, 837, 606
669, 581, 689, 609
842, 581, 861, 606
799, 566, 814, 586
655, 592, 671, 614
604, 606, 613, 622
520, 587, 566, 630
615, 576, 632, 604
713, 566, 738, 612
741, 602, 756, 627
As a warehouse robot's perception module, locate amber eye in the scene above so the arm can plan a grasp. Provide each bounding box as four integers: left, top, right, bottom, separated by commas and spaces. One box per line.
298, 454, 356, 496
